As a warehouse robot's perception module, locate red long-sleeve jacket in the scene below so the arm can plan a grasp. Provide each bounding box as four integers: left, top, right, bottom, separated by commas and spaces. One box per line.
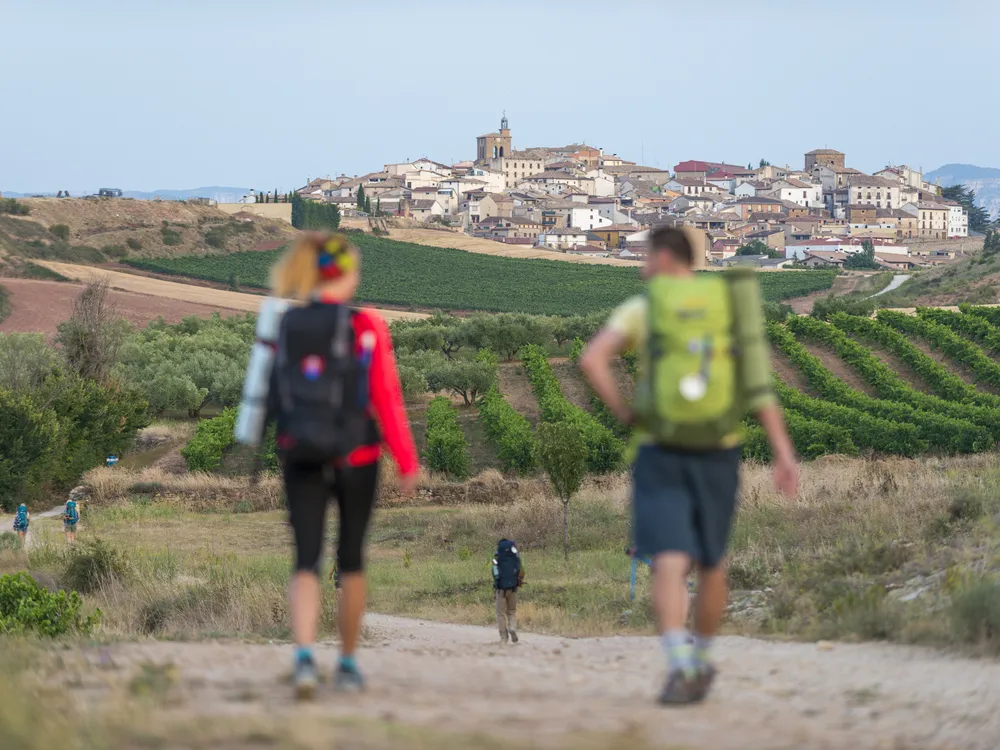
341, 307, 419, 476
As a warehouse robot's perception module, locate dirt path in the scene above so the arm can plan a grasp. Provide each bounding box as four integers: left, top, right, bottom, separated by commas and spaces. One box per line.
2, 504, 67, 548
63, 614, 1000, 749
27, 261, 429, 322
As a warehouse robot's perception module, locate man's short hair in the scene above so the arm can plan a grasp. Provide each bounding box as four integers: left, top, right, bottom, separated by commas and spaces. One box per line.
649, 226, 694, 265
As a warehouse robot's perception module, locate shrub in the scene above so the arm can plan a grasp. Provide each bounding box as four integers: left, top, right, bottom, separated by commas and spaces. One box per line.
0, 572, 100, 636
126, 237, 143, 251
102, 244, 128, 259
423, 397, 470, 478
949, 578, 1000, 654
0, 198, 30, 216
50, 224, 70, 241
762, 301, 793, 323
161, 227, 182, 246
537, 420, 588, 559
180, 408, 237, 471
62, 539, 130, 594
0, 388, 60, 510
811, 294, 876, 321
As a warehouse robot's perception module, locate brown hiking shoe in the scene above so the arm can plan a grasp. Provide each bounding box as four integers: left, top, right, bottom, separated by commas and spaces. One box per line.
657, 670, 705, 706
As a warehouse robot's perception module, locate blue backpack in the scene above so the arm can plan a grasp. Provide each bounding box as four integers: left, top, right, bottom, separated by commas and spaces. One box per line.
65, 502, 79, 524
494, 539, 521, 591
14, 506, 28, 531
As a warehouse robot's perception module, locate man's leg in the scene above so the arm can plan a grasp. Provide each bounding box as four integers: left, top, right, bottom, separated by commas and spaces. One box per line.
632, 445, 697, 683
507, 590, 518, 643
687, 447, 742, 685
693, 561, 727, 664
495, 590, 508, 642
651, 551, 695, 672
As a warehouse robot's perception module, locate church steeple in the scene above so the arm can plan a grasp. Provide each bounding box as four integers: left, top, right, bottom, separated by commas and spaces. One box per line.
500, 111, 508, 132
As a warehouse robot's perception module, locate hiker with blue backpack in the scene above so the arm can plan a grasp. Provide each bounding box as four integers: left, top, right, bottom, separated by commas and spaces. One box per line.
13, 504, 30, 543
492, 539, 524, 643
581, 226, 797, 706
63, 499, 80, 545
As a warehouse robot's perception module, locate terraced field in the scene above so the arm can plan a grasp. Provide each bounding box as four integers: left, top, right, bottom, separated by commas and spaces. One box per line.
185, 305, 1000, 480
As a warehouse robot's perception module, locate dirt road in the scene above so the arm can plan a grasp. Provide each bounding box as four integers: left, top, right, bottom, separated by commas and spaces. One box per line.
27, 261, 429, 321
66, 614, 999, 749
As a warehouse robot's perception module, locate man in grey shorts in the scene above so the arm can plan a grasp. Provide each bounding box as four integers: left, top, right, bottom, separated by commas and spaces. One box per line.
582, 226, 797, 705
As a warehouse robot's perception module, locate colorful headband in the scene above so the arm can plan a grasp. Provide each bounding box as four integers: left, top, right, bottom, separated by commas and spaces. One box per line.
317, 237, 356, 280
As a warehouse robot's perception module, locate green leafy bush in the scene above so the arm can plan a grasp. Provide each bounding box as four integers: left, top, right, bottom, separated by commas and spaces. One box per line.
50, 224, 70, 240
478, 385, 537, 474
0, 388, 61, 509
180, 408, 237, 471
424, 396, 470, 478
810, 294, 876, 321
0, 572, 100, 636
0, 198, 30, 216
537, 420, 588, 559
160, 227, 182, 246
62, 539, 130, 594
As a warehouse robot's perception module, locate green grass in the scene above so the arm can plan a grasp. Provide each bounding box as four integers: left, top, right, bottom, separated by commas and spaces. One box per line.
0, 284, 9, 325
125, 234, 837, 315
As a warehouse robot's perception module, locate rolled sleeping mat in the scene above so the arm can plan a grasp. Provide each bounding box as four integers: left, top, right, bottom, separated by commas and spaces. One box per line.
724, 267, 772, 407
234, 297, 289, 447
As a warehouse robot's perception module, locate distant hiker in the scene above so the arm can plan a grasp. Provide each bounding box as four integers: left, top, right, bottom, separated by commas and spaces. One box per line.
492, 539, 524, 643
64, 499, 81, 544
581, 226, 798, 706
13, 504, 30, 543
264, 232, 419, 700
106, 454, 119, 468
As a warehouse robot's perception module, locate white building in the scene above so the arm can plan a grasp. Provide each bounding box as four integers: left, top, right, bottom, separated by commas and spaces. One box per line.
385, 158, 452, 177
767, 178, 823, 208
403, 169, 450, 190
942, 200, 969, 238
784, 237, 910, 260
537, 228, 590, 250
846, 175, 903, 210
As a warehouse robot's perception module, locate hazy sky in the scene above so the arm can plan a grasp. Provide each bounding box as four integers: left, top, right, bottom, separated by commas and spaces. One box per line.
2, 0, 997, 193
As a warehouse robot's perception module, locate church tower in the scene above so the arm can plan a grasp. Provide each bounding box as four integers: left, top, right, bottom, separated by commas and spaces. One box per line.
476, 113, 513, 165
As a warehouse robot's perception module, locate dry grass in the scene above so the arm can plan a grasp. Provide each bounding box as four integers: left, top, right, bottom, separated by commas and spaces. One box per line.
83, 465, 283, 511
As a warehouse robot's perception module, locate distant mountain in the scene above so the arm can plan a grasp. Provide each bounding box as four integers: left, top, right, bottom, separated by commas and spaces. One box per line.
122, 186, 251, 203
925, 164, 1000, 219
1, 186, 251, 203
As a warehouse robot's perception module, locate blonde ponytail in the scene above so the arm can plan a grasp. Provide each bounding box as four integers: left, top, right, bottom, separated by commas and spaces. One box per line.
270, 232, 360, 301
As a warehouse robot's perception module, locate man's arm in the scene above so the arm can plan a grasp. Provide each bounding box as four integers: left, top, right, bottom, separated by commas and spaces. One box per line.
580, 328, 631, 424
755, 402, 798, 497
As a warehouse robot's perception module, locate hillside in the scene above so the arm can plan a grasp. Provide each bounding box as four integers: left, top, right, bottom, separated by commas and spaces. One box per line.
0, 198, 295, 274
877, 249, 1000, 307
925, 163, 1000, 219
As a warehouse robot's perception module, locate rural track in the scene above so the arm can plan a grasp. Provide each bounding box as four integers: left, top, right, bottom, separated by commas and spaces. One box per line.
30, 261, 430, 321
65, 614, 1000, 749
2, 504, 69, 549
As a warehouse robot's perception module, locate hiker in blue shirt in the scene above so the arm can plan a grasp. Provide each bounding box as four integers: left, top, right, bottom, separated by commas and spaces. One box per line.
13, 504, 30, 544
64, 500, 80, 545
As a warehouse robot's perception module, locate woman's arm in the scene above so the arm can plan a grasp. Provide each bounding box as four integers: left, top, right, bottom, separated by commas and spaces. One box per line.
364, 311, 419, 477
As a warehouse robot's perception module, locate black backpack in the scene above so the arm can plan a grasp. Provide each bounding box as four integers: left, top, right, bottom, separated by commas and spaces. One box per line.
495, 539, 521, 591
270, 303, 378, 465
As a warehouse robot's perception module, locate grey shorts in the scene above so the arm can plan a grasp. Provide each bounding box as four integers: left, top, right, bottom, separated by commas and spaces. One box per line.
631, 443, 741, 568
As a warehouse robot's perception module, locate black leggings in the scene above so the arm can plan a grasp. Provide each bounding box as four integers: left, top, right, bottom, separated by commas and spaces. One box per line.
283, 462, 379, 575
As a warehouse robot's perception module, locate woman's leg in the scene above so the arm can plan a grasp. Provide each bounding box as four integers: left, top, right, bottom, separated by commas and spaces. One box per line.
284, 464, 330, 649
333, 462, 379, 681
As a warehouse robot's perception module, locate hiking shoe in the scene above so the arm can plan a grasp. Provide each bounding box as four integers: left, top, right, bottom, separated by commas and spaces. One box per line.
657, 670, 705, 706
334, 662, 365, 693
510, 631, 519, 644
695, 663, 718, 701
293, 656, 318, 701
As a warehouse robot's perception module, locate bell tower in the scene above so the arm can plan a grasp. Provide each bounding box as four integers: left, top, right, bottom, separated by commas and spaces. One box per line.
476, 113, 513, 165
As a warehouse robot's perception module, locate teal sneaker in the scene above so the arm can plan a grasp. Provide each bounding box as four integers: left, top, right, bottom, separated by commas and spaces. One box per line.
293, 654, 318, 701
334, 661, 365, 693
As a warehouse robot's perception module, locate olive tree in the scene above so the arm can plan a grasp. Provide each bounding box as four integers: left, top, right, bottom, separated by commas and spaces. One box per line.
537, 421, 588, 560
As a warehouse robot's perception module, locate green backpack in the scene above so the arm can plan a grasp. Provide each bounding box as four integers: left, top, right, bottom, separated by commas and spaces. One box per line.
634, 268, 767, 449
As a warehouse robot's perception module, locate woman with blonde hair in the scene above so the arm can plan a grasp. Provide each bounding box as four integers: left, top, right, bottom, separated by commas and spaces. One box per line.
265, 232, 418, 699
